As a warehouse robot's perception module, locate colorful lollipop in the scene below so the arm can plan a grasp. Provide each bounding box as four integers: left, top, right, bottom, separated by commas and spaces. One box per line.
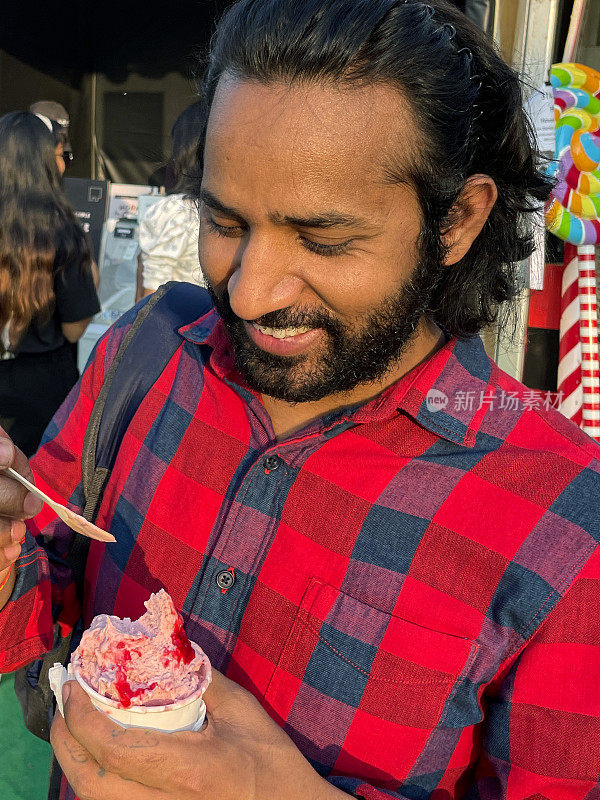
546, 63, 600, 245
546, 63, 600, 441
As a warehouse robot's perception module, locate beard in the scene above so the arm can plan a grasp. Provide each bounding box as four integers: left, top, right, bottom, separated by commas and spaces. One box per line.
207, 250, 440, 403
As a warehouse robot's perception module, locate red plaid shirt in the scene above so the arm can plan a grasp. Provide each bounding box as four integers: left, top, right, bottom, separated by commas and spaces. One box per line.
1, 296, 600, 800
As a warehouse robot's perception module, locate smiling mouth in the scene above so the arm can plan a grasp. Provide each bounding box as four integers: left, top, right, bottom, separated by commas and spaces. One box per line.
250, 322, 313, 339
245, 320, 324, 356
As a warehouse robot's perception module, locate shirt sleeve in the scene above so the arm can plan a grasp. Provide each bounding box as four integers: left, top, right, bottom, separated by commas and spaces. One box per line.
0, 304, 141, 672
54, 251, 101, 324
481, 544, 600, 798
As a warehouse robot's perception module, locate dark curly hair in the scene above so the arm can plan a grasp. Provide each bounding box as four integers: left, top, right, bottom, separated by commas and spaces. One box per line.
170, 101, 204, 195
193, 0, 553, 337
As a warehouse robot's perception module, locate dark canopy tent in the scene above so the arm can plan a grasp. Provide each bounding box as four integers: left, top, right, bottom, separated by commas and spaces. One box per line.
0, 1, 228, 184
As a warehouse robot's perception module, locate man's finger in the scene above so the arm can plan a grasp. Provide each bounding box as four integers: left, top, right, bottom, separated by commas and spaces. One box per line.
0, 518, 25, 574
202, 667, 232, 708
0, 517, 25, 545
0, 432, 13, 469
202, 667, 260, 721
0, 436, 43, 518
51, 709, 168, 800
0, 474, 42, 520
0, 431, 32, 477
61, 681, 189, 787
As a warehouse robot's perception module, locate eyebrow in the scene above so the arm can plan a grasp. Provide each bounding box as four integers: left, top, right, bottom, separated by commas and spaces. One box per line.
199, 188, 368, 230
200, 189, 243, 219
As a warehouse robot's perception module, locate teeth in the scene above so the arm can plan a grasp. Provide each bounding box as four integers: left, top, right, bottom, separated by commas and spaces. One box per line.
252, 323, 312, 339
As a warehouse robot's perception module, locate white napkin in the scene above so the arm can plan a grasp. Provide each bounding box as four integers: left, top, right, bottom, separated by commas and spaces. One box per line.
48, 663, 78, 721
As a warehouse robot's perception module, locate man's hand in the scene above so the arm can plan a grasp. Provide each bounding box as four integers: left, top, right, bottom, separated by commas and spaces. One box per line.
0, 430, 43, 603
51, 668, 348, 800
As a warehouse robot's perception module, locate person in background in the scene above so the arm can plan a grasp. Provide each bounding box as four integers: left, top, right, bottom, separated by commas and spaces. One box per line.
0, 112, 100, 456
29, 100, 73, 169
450, 0, 490, 31
135, 103, 207, 301
32, 107, 85, 370
464, 0, 490, 30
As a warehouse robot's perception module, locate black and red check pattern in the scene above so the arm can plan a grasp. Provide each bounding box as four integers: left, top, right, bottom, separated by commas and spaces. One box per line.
1, 295, 600, 799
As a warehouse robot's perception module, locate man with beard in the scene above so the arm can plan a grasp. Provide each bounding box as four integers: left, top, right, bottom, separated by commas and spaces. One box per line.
1, 1, 600, 799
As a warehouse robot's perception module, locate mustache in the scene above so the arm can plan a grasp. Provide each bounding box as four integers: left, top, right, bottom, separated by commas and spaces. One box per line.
210, 287, 341, 333
251, 308, 332, 330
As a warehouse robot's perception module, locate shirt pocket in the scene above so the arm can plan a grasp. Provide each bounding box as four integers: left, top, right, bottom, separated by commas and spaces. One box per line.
264, 577, 479, 786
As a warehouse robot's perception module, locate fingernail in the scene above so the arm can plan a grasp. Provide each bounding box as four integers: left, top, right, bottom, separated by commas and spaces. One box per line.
23, 493, 43, 518
62, 681, 71, 704
0, 440, 12, 467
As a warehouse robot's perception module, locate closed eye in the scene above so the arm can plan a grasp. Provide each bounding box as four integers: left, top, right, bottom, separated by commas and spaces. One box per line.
203, 216, 245, 237
203, 214, 352, 257
300, 238, 352, 256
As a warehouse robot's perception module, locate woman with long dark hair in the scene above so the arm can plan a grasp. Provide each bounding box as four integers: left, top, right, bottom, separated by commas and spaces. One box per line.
0, 111, 100, 455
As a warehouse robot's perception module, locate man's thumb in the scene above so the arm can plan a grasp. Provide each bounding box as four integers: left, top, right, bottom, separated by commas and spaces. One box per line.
202, 667, 239, 714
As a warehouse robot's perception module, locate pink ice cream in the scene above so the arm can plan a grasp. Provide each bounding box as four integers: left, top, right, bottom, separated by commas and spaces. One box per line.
71, 590, 211, 709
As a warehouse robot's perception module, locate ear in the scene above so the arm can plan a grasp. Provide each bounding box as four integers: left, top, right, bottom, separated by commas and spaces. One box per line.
443, 175, 497, 266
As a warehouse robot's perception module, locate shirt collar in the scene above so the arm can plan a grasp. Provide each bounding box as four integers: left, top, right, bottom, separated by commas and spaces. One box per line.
179, 313, 494, 448
179, 311, 248, 387
389, 334, 494, 447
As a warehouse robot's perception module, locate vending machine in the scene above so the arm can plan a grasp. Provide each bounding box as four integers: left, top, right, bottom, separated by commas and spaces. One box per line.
64, 178, 110, 263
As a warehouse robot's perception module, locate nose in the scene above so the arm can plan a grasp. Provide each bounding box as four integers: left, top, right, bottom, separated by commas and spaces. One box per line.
227, 231, 305, 321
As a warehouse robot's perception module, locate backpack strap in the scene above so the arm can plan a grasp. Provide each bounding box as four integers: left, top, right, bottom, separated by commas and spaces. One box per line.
68, 281, 212, 597
42, 282, 212, 787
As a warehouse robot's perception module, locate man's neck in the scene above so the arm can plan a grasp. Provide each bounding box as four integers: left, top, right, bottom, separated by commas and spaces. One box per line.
261, 318, 446, 439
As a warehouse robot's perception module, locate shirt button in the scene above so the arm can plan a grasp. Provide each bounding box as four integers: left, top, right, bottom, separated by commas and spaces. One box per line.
263, 455, 282, 472
216, 569, 235, 590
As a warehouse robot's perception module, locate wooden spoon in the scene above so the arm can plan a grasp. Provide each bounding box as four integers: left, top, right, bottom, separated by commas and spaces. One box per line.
5, 467, 116, 543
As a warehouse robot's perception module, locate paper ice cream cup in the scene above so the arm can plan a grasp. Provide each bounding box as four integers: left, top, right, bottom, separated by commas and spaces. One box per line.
71, 670, 206, 732
69, 643, 208, 733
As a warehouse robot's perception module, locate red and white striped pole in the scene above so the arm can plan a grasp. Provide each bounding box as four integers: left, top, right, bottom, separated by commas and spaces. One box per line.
558, 244, 583, 426
577, 244, 600, 439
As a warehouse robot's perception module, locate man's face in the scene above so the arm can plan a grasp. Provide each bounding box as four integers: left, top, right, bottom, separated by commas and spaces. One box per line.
199, 76, 437, 402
